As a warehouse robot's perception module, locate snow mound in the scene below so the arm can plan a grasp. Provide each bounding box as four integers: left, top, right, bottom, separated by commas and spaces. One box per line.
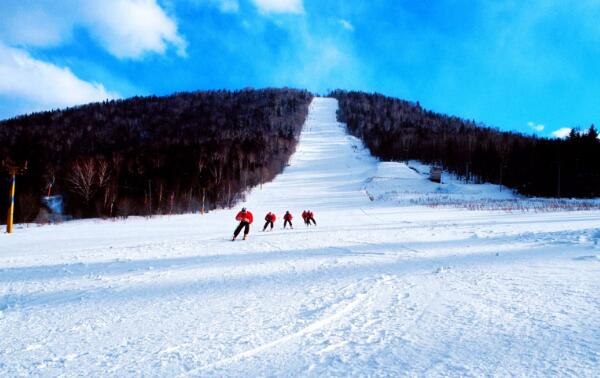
574, 255, 599, 261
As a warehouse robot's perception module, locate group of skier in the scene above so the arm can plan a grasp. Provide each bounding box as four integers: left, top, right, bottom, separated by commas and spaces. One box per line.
232, 208, 317, 241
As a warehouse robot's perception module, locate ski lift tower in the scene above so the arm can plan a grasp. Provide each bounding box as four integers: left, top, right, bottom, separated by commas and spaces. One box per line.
3, 161, 27, 234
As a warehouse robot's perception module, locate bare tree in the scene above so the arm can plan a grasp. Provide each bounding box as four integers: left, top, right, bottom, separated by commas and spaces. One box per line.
66, 157, 111, 206
97, 159, 110, 188
208, 158, 224, 186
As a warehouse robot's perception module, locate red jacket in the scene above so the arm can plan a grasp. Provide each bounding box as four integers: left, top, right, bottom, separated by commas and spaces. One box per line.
308, 211, 314, 218
284, 212, 293, 221
265, 212, 276, 222
235, 211, 253, 224
302, 211, 308, 219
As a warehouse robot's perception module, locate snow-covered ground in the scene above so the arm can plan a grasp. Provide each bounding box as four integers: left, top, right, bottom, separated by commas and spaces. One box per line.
366, 160, 517, 205
368, 160, 600, 211
1, 98, 600, 377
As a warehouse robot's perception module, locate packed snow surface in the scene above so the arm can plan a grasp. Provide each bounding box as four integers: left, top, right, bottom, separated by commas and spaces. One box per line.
2, 98, 600, 377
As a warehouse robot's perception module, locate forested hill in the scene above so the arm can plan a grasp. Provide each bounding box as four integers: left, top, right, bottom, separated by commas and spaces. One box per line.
331, 90, 600, 198
0, 88, 312, 222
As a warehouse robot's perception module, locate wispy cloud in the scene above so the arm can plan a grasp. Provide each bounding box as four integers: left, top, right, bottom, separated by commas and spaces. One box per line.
263, 16, 371, 94
338, 19, 354, 31
551, 127, 572, 138
0, 43, 119, 115
527, 121, 544, 132
215, 0, 240, 13
251, 0, 303, 14
0, 0, 186, 59
191, 0, 239, 13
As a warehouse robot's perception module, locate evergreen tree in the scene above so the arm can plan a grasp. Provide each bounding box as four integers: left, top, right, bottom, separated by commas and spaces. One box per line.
587, 124, 598, 140
331, 90, 600, 198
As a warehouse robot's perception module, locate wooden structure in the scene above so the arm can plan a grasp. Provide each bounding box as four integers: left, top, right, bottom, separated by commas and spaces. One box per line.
429, 166, 442, 183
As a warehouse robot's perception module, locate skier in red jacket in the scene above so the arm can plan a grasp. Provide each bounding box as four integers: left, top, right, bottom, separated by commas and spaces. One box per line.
263, 211, 276, 231
283, 211, 293, 229
232, 207, 253, 241
302, 210, 309, 226
307, 210, 316, 226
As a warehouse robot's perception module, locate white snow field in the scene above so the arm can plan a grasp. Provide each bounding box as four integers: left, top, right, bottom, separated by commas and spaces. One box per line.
2, 98, 600, 377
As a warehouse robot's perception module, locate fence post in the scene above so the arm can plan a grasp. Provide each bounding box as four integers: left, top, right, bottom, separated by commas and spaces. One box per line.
6, 171, 16, 233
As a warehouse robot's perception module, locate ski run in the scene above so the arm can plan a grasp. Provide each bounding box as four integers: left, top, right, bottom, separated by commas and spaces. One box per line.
2, 98, 600, 377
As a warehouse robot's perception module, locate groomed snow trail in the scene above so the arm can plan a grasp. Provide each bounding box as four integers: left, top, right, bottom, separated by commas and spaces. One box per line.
2, 98, 600, 377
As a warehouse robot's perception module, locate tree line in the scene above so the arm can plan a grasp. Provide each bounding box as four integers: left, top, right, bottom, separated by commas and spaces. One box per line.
0, 88, 312, 223
330, 90, 600, 198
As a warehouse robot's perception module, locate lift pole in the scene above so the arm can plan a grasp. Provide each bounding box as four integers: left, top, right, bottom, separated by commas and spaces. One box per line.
6, 169, 16, 233
4, 162, 27, 234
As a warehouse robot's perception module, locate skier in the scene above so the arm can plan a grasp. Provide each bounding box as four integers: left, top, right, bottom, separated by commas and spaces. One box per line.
263, 211, 276, 231
302, 210, 310, 226
283, 211, 293, 229
232, 207, 254, 241
307, 210, 317, 226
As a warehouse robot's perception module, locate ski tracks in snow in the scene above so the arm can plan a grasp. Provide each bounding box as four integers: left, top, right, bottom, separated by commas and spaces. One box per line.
190, 281, 370, 374
190, 274, 420, 376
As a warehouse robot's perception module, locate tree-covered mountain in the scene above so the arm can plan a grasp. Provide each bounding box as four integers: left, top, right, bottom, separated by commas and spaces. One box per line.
331, 90, 600, 198
0, 88, 312, 222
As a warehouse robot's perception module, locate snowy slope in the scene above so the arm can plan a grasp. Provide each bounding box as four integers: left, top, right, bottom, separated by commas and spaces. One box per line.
367, 160, 518, 203
367, 160, 600, 210
1, 98, 600, 377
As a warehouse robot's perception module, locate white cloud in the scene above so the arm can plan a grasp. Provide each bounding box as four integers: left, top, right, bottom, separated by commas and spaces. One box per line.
251, 0, 303, 14
189, 0, 239, 13
0, 2, 74, 47
551, 126, 599, 139
84, 0, 187, 59
551, 127, 572, 138
0, 0, 186, 59
212, 0, 240, 13
0, 43, 119, 114
527, 121, 544, 132
339, 19, 354, 31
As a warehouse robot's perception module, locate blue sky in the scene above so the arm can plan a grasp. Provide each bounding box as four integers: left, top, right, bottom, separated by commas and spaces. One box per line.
1, 0, 599, 138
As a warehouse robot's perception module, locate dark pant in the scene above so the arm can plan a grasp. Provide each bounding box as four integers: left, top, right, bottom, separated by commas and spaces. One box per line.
304, 217, 310, 225
263, 220, 274, 231
308, 217, 316, 225
234, 221, 250, 238
284, 220, 293, 228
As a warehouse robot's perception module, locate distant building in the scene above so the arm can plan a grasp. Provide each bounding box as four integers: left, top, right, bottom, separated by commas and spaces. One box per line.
429, 167, 442, 183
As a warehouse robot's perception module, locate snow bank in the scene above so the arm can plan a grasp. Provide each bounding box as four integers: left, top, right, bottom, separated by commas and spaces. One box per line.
366, 160, 600, 212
